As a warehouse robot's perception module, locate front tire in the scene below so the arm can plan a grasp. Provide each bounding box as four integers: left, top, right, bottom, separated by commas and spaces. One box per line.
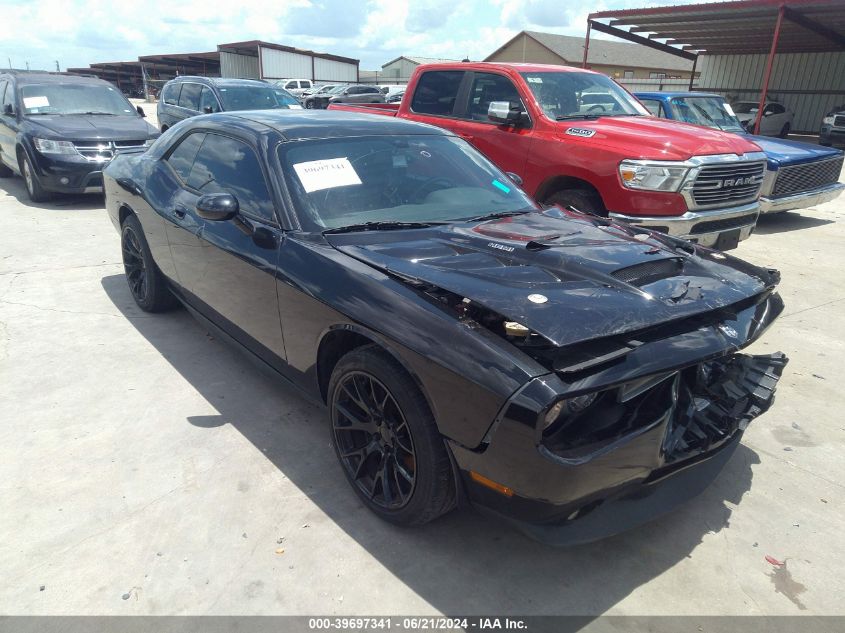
19, 152, 51, 202
304, 100, 314, 109
328, 346, 455, 526
121, 214, 177, 312
779, 123, 791, 138
546, 188, 607, 217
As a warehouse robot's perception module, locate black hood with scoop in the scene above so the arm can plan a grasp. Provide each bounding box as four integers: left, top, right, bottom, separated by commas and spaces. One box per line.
325, 209, 780, 349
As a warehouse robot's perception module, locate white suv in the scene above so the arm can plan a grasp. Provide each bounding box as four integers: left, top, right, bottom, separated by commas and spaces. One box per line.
276, 79, 313, 97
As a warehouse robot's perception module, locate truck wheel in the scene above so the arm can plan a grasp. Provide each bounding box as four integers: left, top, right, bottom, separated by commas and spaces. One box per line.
121, 214, 177, 312
328, 345, 456, 526
305, 101, 314, 109
546, 189, 606, 217
779, 123, 791, 138
19, 152, 51, 203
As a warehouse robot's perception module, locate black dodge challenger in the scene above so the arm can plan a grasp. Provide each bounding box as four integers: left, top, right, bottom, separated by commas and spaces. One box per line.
104, 110, 787, 544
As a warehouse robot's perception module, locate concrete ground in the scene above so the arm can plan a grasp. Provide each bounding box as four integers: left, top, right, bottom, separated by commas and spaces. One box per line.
0, 149, 843, 616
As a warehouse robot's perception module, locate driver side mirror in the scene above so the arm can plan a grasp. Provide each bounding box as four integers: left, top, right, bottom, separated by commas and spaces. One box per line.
3, 104, 13, 116
203, 106, 214, 114
488, 101, 528, 127
136, 105, 145, 117
196, 193, 238, 221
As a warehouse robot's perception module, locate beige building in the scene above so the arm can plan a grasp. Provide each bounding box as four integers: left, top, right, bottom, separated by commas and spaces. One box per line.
379, 56, 460, 83
485, 31, 699, 81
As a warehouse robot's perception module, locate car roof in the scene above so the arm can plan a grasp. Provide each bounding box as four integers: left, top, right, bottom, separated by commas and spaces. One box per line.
419, 61, 600, 75
635, 91, 724, 100
196, 110, 450, 141
170, 76, 267, 87
3, 72, 113, 87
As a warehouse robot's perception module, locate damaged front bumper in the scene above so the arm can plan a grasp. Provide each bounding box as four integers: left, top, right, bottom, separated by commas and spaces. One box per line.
450, 293, 788, 545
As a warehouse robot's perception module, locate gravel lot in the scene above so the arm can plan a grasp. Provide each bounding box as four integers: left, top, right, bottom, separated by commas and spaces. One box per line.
0, 128, 843, 616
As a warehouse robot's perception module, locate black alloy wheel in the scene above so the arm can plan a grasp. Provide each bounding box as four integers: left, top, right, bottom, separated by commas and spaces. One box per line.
332, 370, 417, 510
328, 346, 456, 525
122, 222, 148, 304
120, 214, 177, 312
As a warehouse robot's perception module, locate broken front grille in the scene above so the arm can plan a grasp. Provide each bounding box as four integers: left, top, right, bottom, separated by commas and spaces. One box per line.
771, 156, 844, 197
691, 162, 766, 208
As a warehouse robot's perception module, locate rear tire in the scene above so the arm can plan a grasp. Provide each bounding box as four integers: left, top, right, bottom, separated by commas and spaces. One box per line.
328, 345, 456, 526
304, 101, 314, 109
779, 123, 791, 138
546, 188, 607, 217
120, 214, 177, 312
19, 152, 51, 202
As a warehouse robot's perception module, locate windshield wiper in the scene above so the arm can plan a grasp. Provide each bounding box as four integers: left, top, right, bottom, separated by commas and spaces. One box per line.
467, 210, 531, 222
322, 221, 446, 234
556, 114, 602, 121
26, 112, 61, 116
72, 111, 117, 116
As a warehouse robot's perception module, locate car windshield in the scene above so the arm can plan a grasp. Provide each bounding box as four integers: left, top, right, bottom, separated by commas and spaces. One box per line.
278, 135, 536, 231
328, 86, 347, 94
733, 102, 760, 114
519, 71, 648, 120
669, 96, 745, 132
217, 86, 299, 110
20, 83, 138, 116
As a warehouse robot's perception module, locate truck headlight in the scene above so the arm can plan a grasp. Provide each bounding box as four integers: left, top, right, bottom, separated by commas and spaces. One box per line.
822, 115, 835, 125
33, 138, 77, 155
619, 160, 690, 192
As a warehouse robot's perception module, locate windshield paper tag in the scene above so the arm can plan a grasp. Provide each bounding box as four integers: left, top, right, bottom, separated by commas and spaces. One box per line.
723, 103, 736, 116
566, 127, 596, 138
293, 158, 362, 193
23, 96, 49, 108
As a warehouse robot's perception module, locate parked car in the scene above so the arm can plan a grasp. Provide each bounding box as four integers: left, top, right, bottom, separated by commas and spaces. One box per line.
0, 70, 158, 202
329, 62, 769, 250
306, 85, 386, 109
378, 84, 405, 97
636, 92, 844, 214
301, 85, 345, 109
578, 92, 618, 113
275, 79, 313, 97
157, 77, 300, 131
300, 84, 341, 104
104, 110, 787, 544
386, 90, 404, 104
731, 100, 794, 137
820, 104, 845, 147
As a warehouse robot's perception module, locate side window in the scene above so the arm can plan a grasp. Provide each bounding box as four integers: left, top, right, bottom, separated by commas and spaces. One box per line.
363, 86, 379, 94
301, 81, 312, 89
410, 71, 464, 116
199, 87, 219, 113
165, 132, 205, 181
178, 83, 202, 111
640, 99, 665, 117
285, 81, 297, 90
187, 134, 275, 222
162, 82, 181, 106
767, 103, 785, 115
464, 72, 523, 122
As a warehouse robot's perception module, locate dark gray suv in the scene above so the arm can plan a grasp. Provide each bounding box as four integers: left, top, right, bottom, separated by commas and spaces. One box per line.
156, 77, 300, 131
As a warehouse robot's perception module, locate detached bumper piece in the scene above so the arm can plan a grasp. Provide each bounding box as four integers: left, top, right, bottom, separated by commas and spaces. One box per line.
662, 352, 789, 463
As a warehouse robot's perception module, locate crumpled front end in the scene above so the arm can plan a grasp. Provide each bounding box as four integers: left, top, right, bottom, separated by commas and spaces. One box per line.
449, 290, 788, 545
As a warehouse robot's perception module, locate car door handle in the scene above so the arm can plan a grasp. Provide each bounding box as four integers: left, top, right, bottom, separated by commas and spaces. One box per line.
173, 205, 188, 219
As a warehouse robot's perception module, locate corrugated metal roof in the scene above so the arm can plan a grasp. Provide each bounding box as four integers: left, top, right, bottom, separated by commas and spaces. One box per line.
490, 31, 695, 71
589, 0, 845, 55
381, 56, 460, 68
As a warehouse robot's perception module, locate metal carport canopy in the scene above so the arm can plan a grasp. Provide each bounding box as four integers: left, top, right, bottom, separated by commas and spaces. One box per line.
585, 0, 845, 133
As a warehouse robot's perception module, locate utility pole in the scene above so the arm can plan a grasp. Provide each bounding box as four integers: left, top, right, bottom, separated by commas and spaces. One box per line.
55, 60, 60, 72
7, 57, 11, 70
25, 61, 30, 71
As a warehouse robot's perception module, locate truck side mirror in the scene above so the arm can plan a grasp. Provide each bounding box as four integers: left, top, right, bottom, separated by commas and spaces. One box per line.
136, 105, 146, 117
488, 101, 527, 126
3, 104, 13, 116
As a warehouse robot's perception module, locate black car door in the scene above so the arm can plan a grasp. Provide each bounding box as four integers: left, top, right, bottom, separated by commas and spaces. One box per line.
175, 82, 203, 123
0, 80, 18, 171
165, 131, 286, 365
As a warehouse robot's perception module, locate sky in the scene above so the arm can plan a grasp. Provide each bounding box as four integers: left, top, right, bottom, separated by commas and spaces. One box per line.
0, 0, 713, 73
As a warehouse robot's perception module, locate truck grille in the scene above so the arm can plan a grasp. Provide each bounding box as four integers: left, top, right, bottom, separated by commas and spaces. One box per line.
772, 156, 844, 197
72, 140, 148, 161
691, 161, 766, 208
834, 115, 845, 127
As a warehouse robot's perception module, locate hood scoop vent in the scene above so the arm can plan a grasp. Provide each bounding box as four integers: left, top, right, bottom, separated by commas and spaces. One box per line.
612, 258, 684, 287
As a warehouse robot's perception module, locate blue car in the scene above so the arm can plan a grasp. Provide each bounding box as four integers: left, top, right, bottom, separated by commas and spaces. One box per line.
636, 92, 844, 214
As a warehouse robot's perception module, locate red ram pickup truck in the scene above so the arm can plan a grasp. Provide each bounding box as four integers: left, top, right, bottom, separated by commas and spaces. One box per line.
329, 62, 768, 249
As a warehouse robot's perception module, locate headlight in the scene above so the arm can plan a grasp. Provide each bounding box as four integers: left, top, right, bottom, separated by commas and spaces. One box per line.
542, 393, 598, 431
33, 138, 76, 155
619, 160, 690, 192
822, 115, 835, 125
